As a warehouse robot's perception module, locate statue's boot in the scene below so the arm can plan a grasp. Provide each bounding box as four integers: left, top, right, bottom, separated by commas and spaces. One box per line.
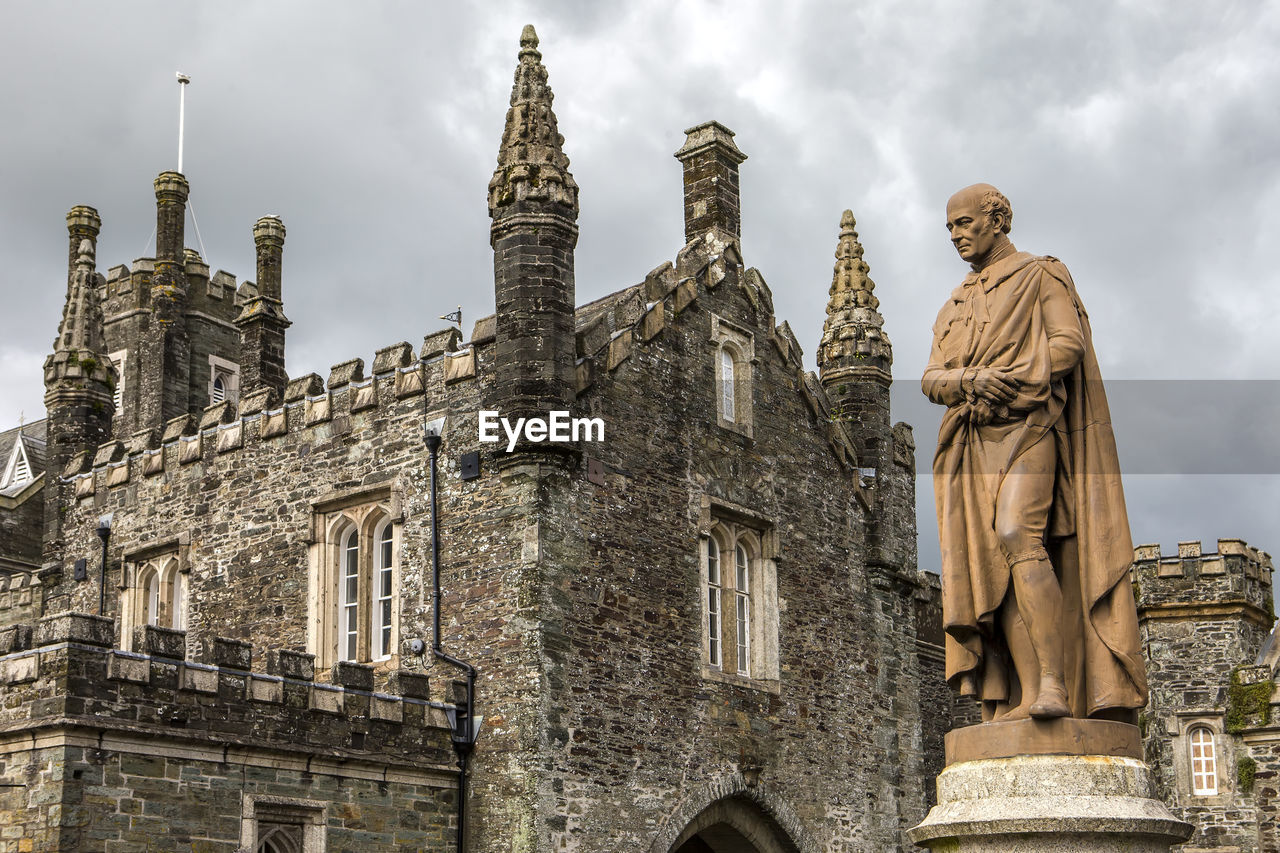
998, 602, 1039, 720
1012, 558, 1071, 720
1030, 671, 1070, 719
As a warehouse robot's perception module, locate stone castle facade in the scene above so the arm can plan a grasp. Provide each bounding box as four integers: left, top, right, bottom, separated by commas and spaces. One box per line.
0, 27, 946, 852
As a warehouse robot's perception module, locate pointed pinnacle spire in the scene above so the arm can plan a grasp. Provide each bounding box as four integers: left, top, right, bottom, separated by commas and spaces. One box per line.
488, 25, 578, 218
44, 237, 116, 393
818, 210, 891, 372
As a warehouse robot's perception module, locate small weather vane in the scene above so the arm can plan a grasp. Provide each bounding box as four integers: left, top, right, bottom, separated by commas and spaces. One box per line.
440, 305, 463, 329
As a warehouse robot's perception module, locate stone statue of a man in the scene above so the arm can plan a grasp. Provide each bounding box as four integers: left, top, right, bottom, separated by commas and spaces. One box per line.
922, 183, 1147, 722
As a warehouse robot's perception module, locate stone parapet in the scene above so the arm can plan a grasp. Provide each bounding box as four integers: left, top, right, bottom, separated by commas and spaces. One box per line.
1132, 539, 1274, 628
0, 612, 456, 768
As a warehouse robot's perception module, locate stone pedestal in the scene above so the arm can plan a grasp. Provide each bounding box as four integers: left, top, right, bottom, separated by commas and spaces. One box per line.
909, 722, 1192, 851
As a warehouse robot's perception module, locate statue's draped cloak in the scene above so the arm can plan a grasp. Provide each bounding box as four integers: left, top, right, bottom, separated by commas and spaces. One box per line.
924, 251, 1147, 716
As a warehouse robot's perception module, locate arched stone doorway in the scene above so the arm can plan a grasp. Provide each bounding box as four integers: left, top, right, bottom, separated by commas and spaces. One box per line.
668, 796, 802, 853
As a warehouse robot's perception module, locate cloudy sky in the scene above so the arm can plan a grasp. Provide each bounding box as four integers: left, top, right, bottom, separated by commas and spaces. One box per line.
2, 1, 1278, 574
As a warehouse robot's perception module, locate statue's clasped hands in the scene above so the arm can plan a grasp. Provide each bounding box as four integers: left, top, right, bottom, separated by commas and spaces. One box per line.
962, 367, 1019, 405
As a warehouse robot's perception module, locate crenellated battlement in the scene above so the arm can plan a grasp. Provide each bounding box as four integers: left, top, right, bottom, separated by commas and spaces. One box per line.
1132, 539, 1275, 627
61, 326, 480, 496
61, 225, 880, 498
0, 611, 455, 768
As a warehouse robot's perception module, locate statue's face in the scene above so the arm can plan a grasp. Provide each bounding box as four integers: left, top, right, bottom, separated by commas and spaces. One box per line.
945, 196, 1001, 265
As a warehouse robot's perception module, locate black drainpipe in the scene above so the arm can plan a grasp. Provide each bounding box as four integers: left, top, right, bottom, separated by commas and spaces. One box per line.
425, 426, 479, 852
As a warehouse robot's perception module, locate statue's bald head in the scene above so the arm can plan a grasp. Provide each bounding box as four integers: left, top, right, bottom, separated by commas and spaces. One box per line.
947, 183, 1013, 235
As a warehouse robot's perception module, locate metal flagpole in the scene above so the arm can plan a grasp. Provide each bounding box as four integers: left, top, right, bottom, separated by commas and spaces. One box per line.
176, 72, 190, 172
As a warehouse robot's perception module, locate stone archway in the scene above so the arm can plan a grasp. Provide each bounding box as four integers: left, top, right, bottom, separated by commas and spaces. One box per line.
667, 796, 802, 853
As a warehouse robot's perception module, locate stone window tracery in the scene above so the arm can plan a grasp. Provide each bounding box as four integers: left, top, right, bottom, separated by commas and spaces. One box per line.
241, 795, 324, 853
311, 497, 400, 669
700, 516, 778, 685
120, 552, 185, 649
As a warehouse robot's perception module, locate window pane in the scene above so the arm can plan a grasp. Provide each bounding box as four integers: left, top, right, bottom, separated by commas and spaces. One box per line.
171, 572, 186, 631
720, 348, 735, 422
736, 545, 748, 589
145, 572, 160, 626
707, 588, 721, 667
1190, 728, 1217, 795
707, 538, 720, 585
342, 529, 359, 661
736, 593, 750, 675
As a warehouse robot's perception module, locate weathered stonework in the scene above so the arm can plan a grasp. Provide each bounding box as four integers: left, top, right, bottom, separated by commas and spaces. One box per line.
4, 26, 947, 853
0, 613, 457, 850
1135, 539, 1278, 852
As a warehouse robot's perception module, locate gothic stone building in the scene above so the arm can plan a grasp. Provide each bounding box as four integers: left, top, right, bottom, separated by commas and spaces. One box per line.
0, 27, 946, 852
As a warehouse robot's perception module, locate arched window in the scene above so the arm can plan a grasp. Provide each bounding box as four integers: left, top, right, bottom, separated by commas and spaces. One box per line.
706, 537, 722, 668
1189, 727, 1218, 795
166, 562, 187, 631
735, 543, 750, 675
315, 502, 400, 668
711, 318, 754, 435
701, 520, 778, 683
121, 554, 186, 649
341, 527, 360, 662
211, 374, 227, 404
719, 346, 737, 423
142, 568, 160, 627
374, 520, 395, 661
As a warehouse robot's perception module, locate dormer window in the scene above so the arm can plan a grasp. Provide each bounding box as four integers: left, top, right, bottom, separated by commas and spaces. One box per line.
1, 432, 41, 490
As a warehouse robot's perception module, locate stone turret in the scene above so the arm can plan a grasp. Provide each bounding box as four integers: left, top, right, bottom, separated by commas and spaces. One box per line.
817, 210, 892, 470
236, 215, 290, 398
137, 171, 192, 431
43, 234, 116, 555
488, 25, 579, 444
674, 121, 747, 244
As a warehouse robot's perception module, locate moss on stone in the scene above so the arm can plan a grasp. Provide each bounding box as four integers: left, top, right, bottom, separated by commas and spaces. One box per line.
1226, 666, 1274, 734
1238, 754, 1257, 794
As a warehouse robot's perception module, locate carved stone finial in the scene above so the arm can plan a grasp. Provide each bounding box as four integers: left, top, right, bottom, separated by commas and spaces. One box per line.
520, 24, 539, 51
487, 25, 578, 218
818, 209, 891, 372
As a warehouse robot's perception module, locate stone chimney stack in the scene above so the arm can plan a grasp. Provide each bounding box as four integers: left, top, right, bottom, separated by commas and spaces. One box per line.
817, 210, 893, 470
138, 171, 192, 431
43, 234, 116, 557
488, 25, 579, 443
674, 121, 747, 244
236, 215, 291, 397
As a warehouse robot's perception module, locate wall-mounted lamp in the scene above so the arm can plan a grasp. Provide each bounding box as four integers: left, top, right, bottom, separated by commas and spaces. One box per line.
423, 415, 446, 452
444, 700, 484, 759
96, 512, 113, 616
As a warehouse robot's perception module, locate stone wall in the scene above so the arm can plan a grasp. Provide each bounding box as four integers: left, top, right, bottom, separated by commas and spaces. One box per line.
0, 612, 456, 852
35, 222, 938, 851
